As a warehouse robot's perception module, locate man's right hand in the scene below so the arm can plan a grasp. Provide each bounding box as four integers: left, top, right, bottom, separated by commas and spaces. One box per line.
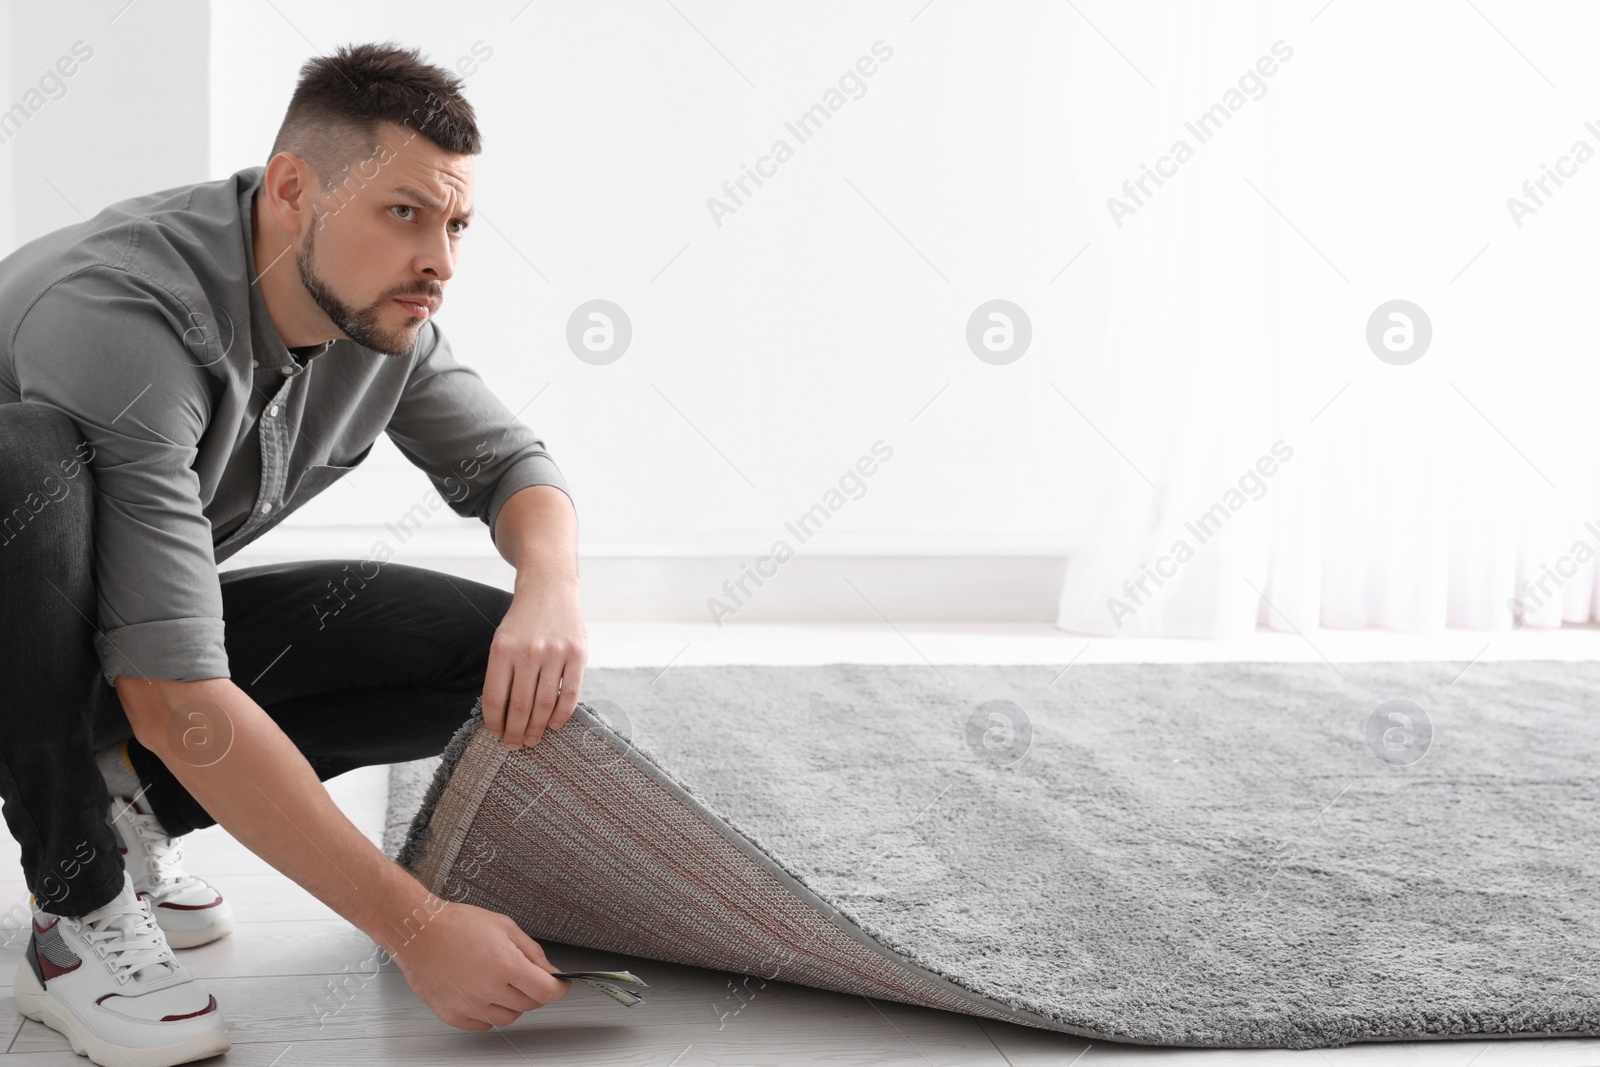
112, 676, 570, 1031
384, 897, 570, 1030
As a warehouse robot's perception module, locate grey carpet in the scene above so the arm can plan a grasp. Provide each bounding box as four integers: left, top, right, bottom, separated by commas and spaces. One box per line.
386, 661, 1600, 1048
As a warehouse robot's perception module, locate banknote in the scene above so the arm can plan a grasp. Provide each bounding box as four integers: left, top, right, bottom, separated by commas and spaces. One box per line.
552, 970, 648, 987
552, 970, 649, 1007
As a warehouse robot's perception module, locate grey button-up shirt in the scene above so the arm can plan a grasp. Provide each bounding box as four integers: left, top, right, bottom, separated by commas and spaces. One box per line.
0, 165, 573, 687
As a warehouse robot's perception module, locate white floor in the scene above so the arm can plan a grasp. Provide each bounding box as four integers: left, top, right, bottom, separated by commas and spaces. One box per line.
5, 622, 1600, 1065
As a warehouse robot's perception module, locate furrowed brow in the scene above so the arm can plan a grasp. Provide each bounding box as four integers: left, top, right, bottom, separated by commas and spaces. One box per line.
392, 183, 474, 220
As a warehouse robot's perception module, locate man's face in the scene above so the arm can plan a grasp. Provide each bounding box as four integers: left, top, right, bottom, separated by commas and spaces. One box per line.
295, 120, 473, 357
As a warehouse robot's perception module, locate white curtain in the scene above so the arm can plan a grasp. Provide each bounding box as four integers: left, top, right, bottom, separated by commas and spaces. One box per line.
1051, 0, 1600, 637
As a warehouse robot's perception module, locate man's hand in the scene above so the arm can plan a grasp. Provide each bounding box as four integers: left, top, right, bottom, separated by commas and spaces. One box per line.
487, 484, 585, 751
482, 571, 587, 751
384, 897, 569, 1030
116, 677, 569, 1032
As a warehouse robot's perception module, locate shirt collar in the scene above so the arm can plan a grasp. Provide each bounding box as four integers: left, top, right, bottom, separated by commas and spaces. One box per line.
239, 166, 335, 379
289, 340, 335, 365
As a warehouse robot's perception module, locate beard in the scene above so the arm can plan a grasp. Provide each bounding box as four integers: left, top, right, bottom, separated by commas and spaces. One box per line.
295, 225, 434, 358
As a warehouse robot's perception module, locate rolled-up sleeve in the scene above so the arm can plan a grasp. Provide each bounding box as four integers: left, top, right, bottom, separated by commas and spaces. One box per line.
385, 320, 573, 546
12, 268, 227, 686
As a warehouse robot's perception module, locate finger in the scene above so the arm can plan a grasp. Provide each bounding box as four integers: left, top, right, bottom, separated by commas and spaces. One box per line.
524, 940, 556, 972
503, 654, 540, 751
513, 927, 555, 971
469, 1001, 522, 1028
548, 657, 585, 731
546, 678, 575, 732
502, 924, 568, 1003
491, 986, 541, 1014
507, 958, 569, 1005
480, 640, 515, 739
444, 977, 519, 1030
522, 658, 563, 747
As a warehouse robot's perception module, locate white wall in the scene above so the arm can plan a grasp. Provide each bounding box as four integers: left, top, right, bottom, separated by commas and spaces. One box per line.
12, 2, 1600, 628
4, 0, 1113, 619
208, 0, 1093, 566
3, 0, 209, 249
0, 0, 12, 257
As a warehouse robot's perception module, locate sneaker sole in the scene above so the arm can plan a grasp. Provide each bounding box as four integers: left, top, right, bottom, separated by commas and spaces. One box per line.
13, 957, 231, 1067
160, 912, 236, 950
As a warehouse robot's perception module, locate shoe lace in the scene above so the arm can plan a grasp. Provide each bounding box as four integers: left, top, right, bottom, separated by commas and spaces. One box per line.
117, 799, 193, 891
73, 894, 176, 984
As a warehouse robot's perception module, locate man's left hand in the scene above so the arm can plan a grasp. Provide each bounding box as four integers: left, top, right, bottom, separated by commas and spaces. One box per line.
481, 574, 586, 750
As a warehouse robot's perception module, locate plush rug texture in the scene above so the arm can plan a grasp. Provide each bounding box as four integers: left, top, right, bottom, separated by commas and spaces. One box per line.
386, 661, 1600, 1048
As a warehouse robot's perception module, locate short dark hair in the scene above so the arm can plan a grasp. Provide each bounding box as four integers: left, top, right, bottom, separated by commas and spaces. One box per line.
269, 41, 481, 189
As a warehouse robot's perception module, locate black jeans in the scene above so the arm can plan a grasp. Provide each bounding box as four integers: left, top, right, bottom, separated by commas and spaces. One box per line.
0, 402, 513, 916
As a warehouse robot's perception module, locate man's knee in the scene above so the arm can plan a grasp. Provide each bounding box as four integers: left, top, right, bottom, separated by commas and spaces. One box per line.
425, 580, 507, 696
482, 585, 514, 626
464, 584, 515, 670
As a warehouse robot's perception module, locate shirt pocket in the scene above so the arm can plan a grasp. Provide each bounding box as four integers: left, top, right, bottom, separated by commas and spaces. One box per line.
291, 440, 376, 504
213, 441, 378, 559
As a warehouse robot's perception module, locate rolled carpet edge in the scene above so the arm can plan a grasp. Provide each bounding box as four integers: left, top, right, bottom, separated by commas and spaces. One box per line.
394, 697, 1094, 1038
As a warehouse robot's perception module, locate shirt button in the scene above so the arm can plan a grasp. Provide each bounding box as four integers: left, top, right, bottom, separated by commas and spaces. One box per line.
260, 502, 273, 514
250, 358, 259, 369
267, 404, 279, 417
281, 365, 294, 376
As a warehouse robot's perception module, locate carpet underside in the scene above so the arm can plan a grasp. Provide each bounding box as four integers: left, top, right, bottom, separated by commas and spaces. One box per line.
391, 662, 1600, 1048
394, 699, 1042, 1034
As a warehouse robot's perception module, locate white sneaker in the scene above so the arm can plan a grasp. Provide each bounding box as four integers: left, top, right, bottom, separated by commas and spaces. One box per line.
13, 869, 230, 1066
108, 794, 235, 948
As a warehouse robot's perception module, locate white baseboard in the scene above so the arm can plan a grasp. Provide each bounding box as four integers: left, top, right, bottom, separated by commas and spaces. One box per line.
219, 524, 1069, 623
576, 553, 1069, 623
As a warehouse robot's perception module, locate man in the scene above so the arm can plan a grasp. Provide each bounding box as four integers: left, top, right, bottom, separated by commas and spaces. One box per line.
0, 41, 583, 1066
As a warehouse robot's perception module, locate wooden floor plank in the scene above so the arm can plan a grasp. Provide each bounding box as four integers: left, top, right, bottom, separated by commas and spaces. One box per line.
6, 961, 1009, 1065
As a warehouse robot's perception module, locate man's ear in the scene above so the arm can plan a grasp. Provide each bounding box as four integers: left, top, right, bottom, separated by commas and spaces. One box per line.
262, 152, 318, 236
